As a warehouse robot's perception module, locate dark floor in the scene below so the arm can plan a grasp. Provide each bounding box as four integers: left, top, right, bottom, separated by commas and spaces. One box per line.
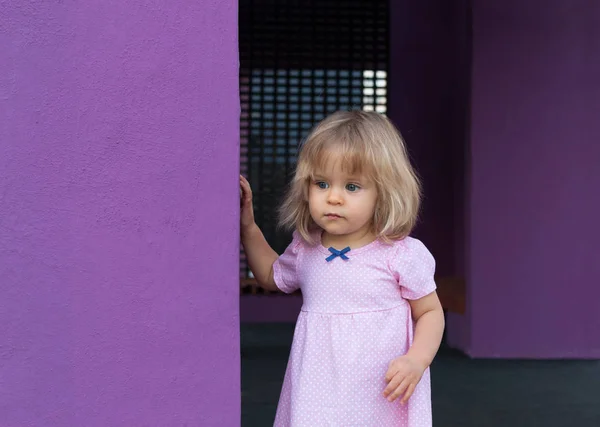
241, 323, 600, 427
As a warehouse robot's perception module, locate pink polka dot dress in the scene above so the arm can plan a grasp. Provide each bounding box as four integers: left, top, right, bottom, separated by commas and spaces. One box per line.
272, 231, 437, 426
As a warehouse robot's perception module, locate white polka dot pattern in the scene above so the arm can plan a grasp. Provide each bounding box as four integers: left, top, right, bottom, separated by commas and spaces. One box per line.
272, 230, 437, 426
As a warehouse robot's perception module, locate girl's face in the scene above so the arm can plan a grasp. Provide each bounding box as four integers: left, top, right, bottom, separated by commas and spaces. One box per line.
308, 155, 377, 245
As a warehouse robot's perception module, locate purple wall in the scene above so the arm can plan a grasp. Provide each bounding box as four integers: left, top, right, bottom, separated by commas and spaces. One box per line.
388, 0, 473, 352
388, 0, 470, 278
240, 295, 302, 323
461, 0, 600, 358
0, 1, 240, 425
391, 1, 600, 358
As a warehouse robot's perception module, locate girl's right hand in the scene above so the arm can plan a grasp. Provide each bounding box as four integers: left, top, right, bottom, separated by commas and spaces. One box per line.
240, 175, 256, 232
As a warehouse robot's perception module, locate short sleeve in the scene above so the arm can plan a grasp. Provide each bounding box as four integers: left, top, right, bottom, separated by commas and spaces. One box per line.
272, 231, 303, 294
389, 237, 437, 300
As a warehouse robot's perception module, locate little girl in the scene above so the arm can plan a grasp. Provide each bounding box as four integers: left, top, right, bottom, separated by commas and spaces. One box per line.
240, 111, 445, 426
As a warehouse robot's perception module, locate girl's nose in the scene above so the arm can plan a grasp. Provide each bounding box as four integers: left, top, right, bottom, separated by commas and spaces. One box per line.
327, 188, 343, 205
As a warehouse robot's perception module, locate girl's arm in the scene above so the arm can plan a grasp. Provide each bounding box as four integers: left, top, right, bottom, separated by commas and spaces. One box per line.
383, 291, 444, 403
240, 175, 279, 292
406, 291, 445, 368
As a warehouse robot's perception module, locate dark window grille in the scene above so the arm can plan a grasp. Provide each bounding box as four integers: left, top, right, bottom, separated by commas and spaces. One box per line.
240, 0, 389, 291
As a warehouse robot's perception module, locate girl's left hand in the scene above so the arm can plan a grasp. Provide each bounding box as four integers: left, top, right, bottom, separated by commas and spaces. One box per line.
383, 355, 426, 404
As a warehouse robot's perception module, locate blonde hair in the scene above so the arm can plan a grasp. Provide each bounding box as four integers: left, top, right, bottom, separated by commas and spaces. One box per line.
278, 110, 421, 244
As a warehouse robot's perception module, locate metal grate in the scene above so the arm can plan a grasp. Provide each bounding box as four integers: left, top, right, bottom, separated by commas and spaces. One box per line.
240, 0, 389, 292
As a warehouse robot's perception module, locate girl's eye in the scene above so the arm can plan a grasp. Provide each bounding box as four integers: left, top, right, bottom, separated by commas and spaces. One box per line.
316, 181, 329, 189
346, 183, 360, 192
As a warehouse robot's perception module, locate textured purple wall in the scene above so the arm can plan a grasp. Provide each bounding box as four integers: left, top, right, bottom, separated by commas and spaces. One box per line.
457, 0, 600, 358
0, 1, 240, 425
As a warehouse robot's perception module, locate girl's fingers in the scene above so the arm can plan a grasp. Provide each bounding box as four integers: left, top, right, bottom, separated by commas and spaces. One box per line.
240, 176, 252, 195
388, 379, 410, 402
383, 373, 403, 397
239, 178, 251, 199
400, 383, 416, 405
384, 363, 399, 383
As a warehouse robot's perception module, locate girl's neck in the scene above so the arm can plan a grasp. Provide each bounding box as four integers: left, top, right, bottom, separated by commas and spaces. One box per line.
321, 229, 377, 250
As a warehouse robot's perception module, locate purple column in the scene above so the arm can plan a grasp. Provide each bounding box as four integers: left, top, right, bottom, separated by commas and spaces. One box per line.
0, 1, 240, 425
449, 0, 600, 358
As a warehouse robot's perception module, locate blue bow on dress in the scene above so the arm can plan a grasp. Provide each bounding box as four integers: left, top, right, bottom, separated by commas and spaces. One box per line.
325, 246, 351, 262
